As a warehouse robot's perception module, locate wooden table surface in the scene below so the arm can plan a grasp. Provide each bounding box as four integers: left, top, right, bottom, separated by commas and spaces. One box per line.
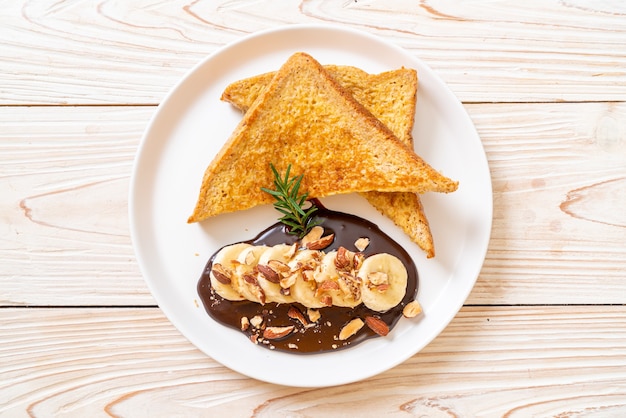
2, 1, 625, 416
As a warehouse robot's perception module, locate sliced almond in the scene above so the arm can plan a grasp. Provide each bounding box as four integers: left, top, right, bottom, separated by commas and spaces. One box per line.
243, 272, 266, 304
339, 318, 364, 340
240, 316, 250, 331
352, 252, 365, 270
302, 269, 315, 282
211, 263, 232, 284
242, 272, 258, 284
280, 272, 297, 289
244, 250, 256, 266
300, 225, 324, 247
334, 246, 354, 270
257, 264, 280, 283
354, 237, 370, 252
374, 283, 390, 293
307, 308, 321, 323
319, 280, 340, 291
365, 316, 389, 336
287, 306, 308, 326
284, 242, 298, 259
249, 315, 264, 328
402, 300, 423, 318
268, 259, 291, 275
263, 325, 295, 340
368, 271, 389, 286
315, 280, 340, 298
320, 294, 333, 307
258, 288, 266, 304
305, 233, 335, 250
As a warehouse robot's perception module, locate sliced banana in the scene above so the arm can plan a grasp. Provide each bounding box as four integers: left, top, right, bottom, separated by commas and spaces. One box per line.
210, 241, 410, 312
234, 245, 268, 304
209, 243, 250, 301
288, 249, 327, 308
357, 253, 408, 312
256, 244, 295, 304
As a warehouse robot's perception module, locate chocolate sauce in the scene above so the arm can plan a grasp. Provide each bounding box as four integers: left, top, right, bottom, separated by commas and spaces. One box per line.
197, 199, 419, 354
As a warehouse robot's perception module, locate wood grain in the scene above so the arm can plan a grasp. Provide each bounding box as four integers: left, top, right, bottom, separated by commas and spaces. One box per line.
1, 306, 625, 416
1, 0, 624, 105
1, 103, 624, 306
466, 101, 626, 305
0, 106, 153, 306
3, 1, 625, 414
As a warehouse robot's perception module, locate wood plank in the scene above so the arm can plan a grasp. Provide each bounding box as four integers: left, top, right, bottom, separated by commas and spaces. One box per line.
0, 106, 154, 305
466, 101, 626, 304
1, 306, 625, 416
1, 103, 625, 306
0, 0, 624, 105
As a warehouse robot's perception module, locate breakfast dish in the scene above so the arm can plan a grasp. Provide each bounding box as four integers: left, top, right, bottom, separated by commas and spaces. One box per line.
190, 51, 459, 353
129, 24, 492, 387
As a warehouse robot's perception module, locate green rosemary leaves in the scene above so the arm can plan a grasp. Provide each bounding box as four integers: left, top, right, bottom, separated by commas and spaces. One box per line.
261, 164, 320, 237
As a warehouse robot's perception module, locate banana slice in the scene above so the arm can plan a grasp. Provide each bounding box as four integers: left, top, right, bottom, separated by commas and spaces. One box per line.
256, 244, 295, 304
209, 243, 250, 301
357, 253, 408, 312
317, 251, 361, 308
234, 245, 268, 304
288, 249, 327, 308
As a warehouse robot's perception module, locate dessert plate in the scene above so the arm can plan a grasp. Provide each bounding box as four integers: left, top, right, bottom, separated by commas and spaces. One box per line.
129, 24, 492, 387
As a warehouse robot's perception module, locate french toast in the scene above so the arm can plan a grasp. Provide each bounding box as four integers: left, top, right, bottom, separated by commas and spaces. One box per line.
188, 52, 457, 231
222, 65, 436, 257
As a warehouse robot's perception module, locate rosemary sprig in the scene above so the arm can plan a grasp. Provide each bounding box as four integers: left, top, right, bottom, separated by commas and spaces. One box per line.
261, 163, 320, 237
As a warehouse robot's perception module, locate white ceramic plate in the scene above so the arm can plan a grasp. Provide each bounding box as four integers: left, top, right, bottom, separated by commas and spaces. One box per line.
130, 24, 492, 387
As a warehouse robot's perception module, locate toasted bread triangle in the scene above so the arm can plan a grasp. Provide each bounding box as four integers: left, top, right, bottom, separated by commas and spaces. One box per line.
188, 52, 457, 223
221, 64, 436, 257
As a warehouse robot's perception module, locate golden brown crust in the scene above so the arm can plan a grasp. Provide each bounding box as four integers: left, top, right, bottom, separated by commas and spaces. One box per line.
188, 52, 457, 230
222, 65, 418, 144
363, 191, 434, 258
220, 62, 435, 256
